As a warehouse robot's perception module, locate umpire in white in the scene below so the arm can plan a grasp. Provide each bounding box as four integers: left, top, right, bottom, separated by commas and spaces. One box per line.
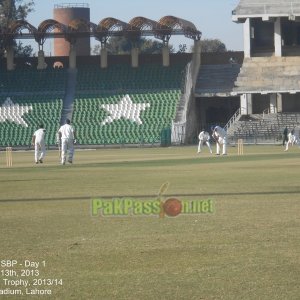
58, 119, 76, 165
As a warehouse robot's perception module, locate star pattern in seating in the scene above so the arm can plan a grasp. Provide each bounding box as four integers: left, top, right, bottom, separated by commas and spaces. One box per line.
101, 94, 150, 125
0, 97, 32, 127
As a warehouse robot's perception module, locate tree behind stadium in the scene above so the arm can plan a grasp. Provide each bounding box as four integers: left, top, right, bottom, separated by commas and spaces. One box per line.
0, 0, 35, 58
92, 37, 175, 55
198, 39, 227, 53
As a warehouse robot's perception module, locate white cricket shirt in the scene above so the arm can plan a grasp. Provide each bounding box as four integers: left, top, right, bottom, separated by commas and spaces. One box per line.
58, 124, 75, 139
199, 131, 210, 141
33, 128, 45, 143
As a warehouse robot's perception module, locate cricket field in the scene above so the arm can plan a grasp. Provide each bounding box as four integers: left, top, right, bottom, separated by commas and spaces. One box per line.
0, 145, 299, 299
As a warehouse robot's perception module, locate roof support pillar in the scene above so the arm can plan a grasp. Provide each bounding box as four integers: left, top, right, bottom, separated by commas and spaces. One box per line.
69, 43, 77, 69
162, 44, 170, 67
6, 45, 15, 71
192, 39, 201, 89
37, 50, 47, 70
131, 47, 139, 68
270, 93, 277, 113
240, 93, 252, 115
243, 18, 251, 58
100, 46, 108, 69
274, 18, 282, 57
277, 93, 282, 113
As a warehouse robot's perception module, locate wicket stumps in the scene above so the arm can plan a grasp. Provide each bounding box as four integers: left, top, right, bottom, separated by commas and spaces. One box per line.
6, 147, 13, 167
237, 139, 244, 155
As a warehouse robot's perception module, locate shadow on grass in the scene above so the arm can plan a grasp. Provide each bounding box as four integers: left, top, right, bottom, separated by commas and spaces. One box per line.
1, 189, 300, 203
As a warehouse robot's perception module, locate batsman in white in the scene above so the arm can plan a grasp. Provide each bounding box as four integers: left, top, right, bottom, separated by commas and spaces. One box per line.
212, 125, 227, 155
58, 119, 76, 165
197, 130, 213, 154
32, 123, 46, 164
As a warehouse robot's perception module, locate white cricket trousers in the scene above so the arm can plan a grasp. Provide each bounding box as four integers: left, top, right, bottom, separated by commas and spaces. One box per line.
216, 137, 227, 155
35, 142, 46, 162
61, 138, 74, 164
198, 140, 212, 153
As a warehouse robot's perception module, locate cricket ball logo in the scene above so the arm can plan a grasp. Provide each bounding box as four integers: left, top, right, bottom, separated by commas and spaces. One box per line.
158, 182, 182, 218
91, 183, 213, 217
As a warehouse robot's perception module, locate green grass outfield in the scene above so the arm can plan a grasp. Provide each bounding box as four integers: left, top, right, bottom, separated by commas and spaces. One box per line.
0, 145, 299, 299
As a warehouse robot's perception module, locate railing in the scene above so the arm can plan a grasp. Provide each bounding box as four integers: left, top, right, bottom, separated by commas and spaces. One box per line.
224, 108, 241, 132
172, 62, 192, 144
171, 122, 186, 145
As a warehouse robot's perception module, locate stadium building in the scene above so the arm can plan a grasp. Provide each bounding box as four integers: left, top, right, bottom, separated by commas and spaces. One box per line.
230, 0, 300, 142
1, 0, 300, 148
196, 0, 300, 143
0, 3, 202, 147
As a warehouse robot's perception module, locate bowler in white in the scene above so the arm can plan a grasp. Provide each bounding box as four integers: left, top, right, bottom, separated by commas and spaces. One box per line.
32, 124, 46, 164
58, 119, 76, 165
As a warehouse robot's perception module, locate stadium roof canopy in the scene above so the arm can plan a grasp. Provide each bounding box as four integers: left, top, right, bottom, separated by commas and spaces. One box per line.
232, 0, 300, 22
0, 16, 201, 47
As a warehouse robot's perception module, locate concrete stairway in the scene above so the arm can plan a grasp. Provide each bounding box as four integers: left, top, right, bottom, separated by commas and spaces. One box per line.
60, 68, 77, 125
174, 62, 192, 123
234, 57, 300, 93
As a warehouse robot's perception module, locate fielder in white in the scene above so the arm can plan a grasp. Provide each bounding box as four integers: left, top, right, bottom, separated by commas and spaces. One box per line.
58, 119, 76, 165
212, 125, 227, 155
32, 124, 46, 164
284, 129, 297, 151
197, 130, 213, 154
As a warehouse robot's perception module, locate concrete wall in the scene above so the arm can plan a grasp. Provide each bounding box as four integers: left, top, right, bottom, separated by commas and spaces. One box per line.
1, 52, 245, 69
0, 53, 195, 69
201, 51, 244, 65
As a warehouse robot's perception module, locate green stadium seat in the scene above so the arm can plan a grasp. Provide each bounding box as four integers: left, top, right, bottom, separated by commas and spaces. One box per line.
72, 89, 181, 145
0, 62, 187, 147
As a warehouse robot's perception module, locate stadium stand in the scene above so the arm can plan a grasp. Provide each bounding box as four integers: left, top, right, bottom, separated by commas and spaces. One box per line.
72, 62, 186, 145
0, 68, 66, 93
195, 64, 241, 96
227, 112, 300, 143
0, 60, 187, 147
76, 63, 185, 91
0, 68, 65, 147
0, 95, 63, 147
72, 90, 180, 145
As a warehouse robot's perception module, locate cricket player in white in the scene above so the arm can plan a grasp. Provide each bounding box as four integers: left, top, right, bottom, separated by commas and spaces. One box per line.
198, 130, 213, 154
284, 129, 296, 151
32, 124, 46, 164
58, 119, 76, 165
212, 125, 227, 155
